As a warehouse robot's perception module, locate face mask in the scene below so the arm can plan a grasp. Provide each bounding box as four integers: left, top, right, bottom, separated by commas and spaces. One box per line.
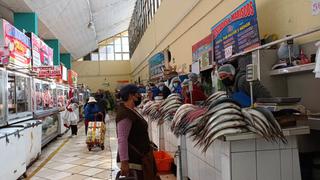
159, 86, 164, 91
134, 96, 142, 107
173, 83, 179, 88
222, 78, 234, 86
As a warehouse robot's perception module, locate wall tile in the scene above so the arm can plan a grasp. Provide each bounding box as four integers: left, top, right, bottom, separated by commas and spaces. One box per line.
280, 136, 298, 149
257, 150, 281, 180
231, 152, 256, 180
280, 149, 293, 180
256, 138, 280, 151
221, 154, 231, 180
292, 149, 302, 180
231, 139, 256, 152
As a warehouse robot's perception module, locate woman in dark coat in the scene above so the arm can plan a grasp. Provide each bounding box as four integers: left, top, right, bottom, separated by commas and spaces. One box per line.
116, 84, 160, 180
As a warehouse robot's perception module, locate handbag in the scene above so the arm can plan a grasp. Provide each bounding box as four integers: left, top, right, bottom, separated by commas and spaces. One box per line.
128, 143, 161, 180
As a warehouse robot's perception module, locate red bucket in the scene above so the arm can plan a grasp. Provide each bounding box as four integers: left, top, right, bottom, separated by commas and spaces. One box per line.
153, 151, 174, 173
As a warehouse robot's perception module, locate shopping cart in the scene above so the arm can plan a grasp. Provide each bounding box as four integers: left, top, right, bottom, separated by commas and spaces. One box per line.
86, 112, 106, 151
115, 170, 138, 180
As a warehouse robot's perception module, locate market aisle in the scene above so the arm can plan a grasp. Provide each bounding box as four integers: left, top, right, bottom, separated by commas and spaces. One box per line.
26, 121, 114, 180
26, 116, 176, 180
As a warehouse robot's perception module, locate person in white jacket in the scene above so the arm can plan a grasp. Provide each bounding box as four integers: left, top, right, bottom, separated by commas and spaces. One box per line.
64, 98, 79, 137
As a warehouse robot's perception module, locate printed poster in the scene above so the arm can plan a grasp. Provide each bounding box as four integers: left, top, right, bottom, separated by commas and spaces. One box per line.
149, 52, 165, 79
0, 19, 31, 68
192, 34, 213, 71
211, 0, 260, 64
30, 33, 53, 67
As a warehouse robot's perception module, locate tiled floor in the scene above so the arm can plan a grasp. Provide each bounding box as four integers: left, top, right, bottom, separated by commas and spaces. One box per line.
25, 116, 176, 180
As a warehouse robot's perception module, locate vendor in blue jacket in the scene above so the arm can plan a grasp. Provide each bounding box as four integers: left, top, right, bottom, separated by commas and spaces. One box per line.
170, 77, 182, 95
84, 97, 103, 135
217, 63, 271, 107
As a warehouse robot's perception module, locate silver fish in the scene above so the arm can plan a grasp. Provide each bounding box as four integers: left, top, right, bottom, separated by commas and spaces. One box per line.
202, 128, 247, 152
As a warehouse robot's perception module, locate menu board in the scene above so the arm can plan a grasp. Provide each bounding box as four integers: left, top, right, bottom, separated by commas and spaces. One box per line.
30, 33, 53, 67
211, 0, 260, 64
192, 34, 213, 71
0, 19, 31, 68
149, 52, 165, 79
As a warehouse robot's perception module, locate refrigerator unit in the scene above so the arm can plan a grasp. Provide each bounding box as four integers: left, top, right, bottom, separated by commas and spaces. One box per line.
14, 120, 42, 166
0, 127, 26, 180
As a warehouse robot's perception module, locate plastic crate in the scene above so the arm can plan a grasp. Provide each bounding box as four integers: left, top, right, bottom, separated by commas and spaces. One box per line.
153, 151, 174, 173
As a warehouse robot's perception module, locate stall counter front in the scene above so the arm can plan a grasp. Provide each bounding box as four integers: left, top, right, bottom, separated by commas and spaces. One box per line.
186, 126, 310, 180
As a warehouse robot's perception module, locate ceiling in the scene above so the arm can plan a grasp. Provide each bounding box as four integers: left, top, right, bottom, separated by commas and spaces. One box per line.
0, 0, 136, 59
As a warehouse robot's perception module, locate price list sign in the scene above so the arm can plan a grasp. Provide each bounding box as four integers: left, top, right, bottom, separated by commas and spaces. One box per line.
211, 0, 260, 64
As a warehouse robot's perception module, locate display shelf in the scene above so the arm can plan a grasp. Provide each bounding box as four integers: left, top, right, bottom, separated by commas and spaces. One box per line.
270, 63, 315, 76
223, 126, 310, 141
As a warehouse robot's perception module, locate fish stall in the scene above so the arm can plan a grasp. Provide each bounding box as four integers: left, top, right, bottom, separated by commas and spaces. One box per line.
140, 26, 320, 179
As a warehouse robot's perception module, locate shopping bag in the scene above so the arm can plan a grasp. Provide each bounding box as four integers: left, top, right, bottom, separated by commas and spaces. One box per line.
104, 113, 111, 122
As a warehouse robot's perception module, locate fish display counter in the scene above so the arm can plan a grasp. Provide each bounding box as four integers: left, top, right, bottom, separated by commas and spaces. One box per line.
141, 91, 311, 180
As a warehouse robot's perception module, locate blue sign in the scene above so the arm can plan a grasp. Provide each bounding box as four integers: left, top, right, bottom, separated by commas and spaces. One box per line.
149, 52, 165, 79
211, 0, 260, 64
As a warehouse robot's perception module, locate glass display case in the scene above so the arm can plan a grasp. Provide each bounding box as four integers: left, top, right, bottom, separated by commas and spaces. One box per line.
56, 85, 66, 108
7, 71, 32, 121
0, 69, 5, 126
40, 113, 59, 146
34, 79, 57, 112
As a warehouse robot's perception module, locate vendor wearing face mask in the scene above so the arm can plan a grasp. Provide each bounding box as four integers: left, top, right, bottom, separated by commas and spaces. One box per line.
184, 73, 207, 104
170, 77, 182, 95
157, 82, 171, 99
217, 64, 271, 107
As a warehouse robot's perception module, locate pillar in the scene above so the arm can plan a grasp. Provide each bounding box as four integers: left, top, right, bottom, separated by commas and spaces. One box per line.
14, 12, 38, 35
60, 53, 72, 69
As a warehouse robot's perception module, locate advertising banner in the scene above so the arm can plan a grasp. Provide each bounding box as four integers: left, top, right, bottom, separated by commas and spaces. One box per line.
62, 65, 68, 81
192, 34, 213, 71
68, 70, 78, 87
33, 66, 62, 79
211, 0, 260, 64
30, 33, 53, 67
0, 19, 31, 68
149, 52, 165, 79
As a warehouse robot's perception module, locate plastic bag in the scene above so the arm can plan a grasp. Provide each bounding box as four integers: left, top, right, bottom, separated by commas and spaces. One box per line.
104, 113, 111, 122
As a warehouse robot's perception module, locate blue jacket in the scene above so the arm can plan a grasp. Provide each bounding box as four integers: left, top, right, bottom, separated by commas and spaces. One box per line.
151, 86, 160, 99
84, 103, 101, 121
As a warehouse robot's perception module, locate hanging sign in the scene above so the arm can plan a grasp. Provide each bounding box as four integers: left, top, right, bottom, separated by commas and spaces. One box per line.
211, 0, 260, 64
192, 34, 214, 71
30, 33, 53, 67
33, 66, 62, 78
149, 52, 165, 79
62, 65, 68, 81
68, 70, 78, 87
0, 19, 31, 68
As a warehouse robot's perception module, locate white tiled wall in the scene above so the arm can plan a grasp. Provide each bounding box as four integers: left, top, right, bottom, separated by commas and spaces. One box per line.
231, 152, 257, 180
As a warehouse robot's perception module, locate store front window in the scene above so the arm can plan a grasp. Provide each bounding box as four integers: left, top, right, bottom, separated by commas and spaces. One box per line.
35, 80, 57, 111
7, 73, 31, 116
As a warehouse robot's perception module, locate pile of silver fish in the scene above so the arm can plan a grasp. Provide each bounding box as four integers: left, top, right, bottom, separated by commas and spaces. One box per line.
158, 93, 183, 123
142, 101, 161, 120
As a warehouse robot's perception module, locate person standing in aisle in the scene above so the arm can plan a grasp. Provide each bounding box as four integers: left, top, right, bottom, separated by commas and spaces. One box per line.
170, 77, 182, 95
84, 97, 102, 135
157, 81, 171, 99
64, 98, 79, 137
116, 84, 160, 180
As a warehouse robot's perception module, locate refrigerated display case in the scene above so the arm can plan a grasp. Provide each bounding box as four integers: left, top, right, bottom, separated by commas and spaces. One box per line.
0, 68, 6, 127
40, 113, 59, 147
33, 79, 60, 146
0, 127, 26, 179
57, 84, 69, 135
7, 71, 33, 123
14, 120, 42, 166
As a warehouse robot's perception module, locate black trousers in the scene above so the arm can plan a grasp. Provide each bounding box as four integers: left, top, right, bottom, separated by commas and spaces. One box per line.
70, 125, 78, 135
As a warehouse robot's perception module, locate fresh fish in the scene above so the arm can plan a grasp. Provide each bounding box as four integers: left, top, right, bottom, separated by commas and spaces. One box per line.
208, 97, 240, 110
204, 91, 227, 105
202, 128, 247, 152
197, 113, 243, 142
203, 120, 247, 146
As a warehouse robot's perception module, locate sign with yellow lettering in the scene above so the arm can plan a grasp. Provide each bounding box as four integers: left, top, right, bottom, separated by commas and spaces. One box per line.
211, 0, 260, 64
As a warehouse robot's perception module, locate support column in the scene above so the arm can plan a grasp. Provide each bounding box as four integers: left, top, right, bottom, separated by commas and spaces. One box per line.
45, 40, 60, 66
60, 53, 72, 69
14, 12, 38, 35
